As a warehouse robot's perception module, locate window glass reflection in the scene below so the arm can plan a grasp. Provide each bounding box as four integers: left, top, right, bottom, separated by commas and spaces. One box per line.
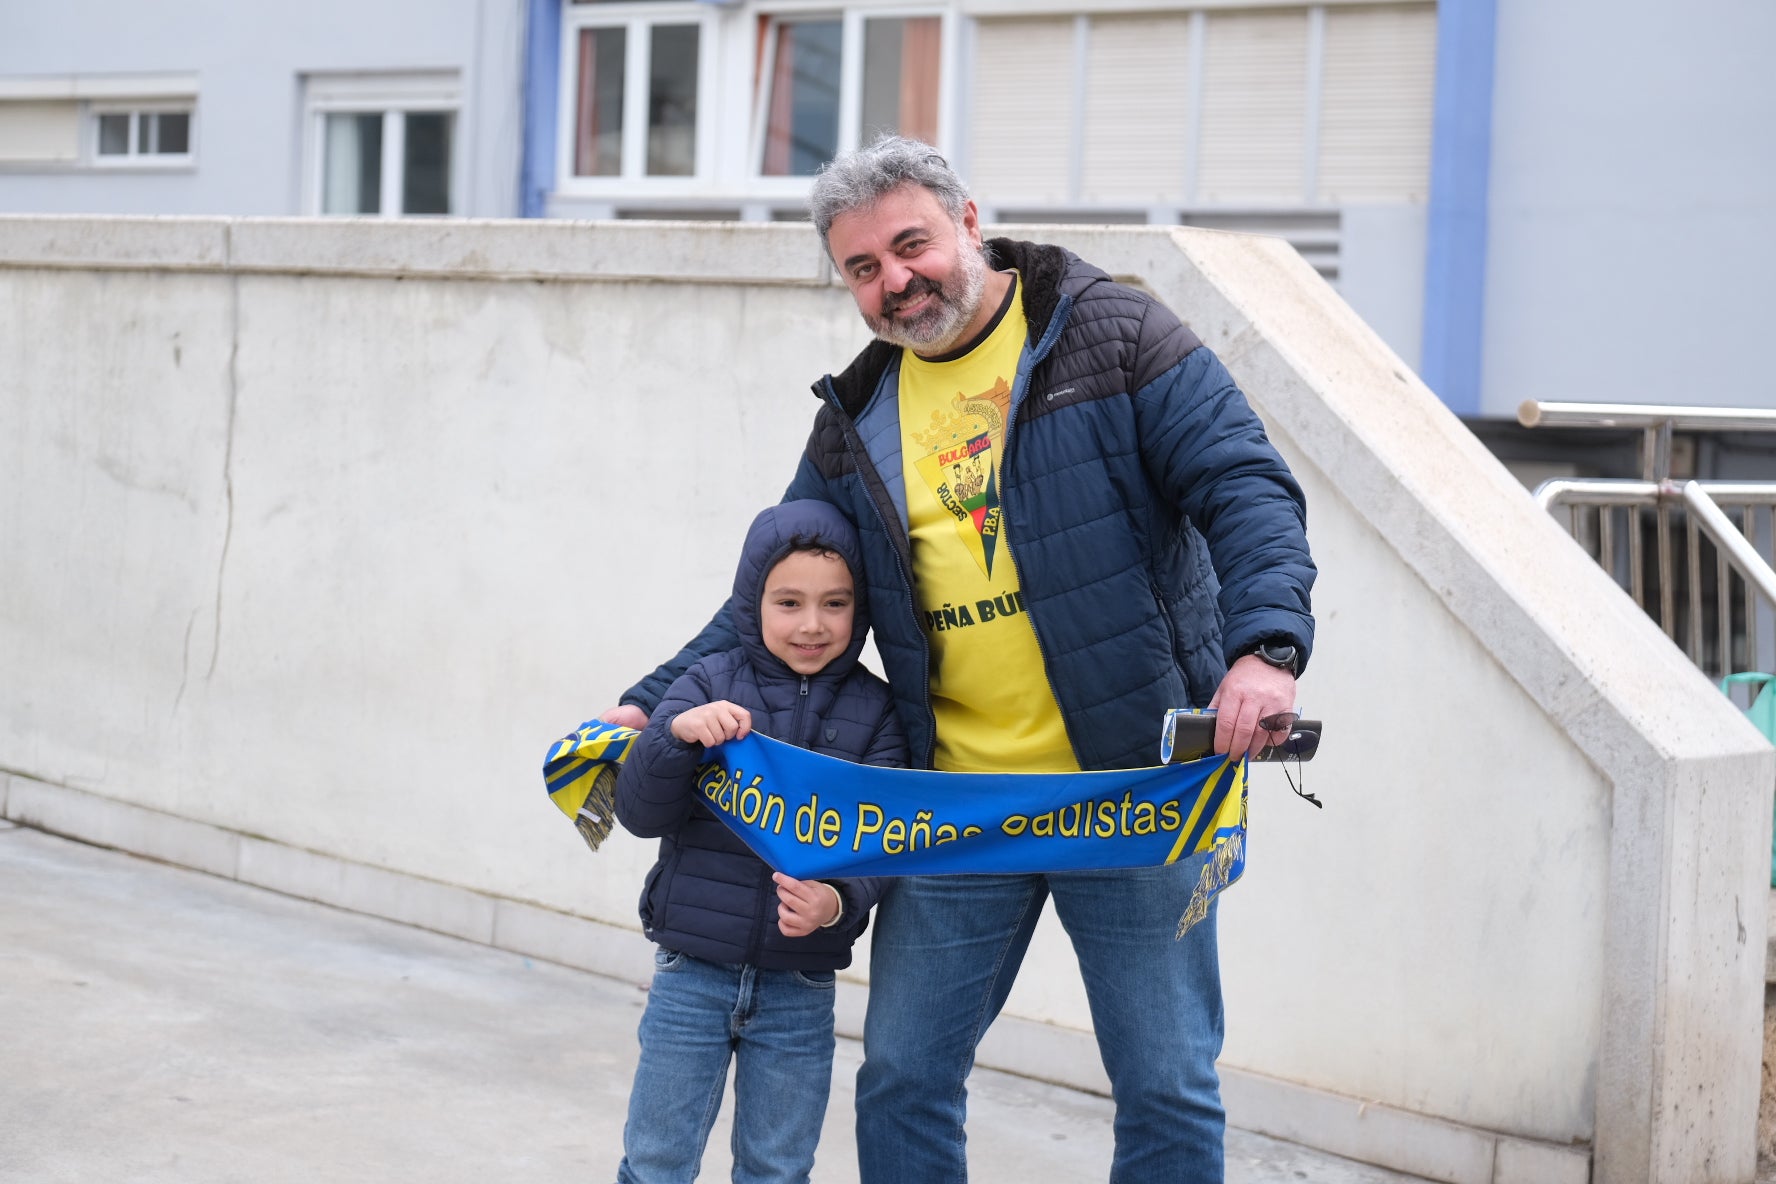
761, 19, 842, 177
647, 24, 699, 177
575, 27, 627, 176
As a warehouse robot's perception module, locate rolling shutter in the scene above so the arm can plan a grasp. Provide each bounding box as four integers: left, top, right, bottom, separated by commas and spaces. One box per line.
1197, 7, 1308, 204
1080, 14, 1192, 205
1317, 3, 1436, 201
968, 17, 1075, 205
0, 101, 79, 162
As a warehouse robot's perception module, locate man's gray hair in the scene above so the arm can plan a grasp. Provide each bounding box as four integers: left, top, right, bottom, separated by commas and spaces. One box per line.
810, 136, 973, 252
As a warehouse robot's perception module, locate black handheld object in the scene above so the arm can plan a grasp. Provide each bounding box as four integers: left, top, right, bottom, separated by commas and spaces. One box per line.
1159, 709, 1322, 765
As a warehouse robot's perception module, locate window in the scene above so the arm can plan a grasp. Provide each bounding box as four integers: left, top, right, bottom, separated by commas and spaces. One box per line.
304, 72, 458, 216
93, 108, 193, 162
563, 4, 710, 183
0, 74, 198, 169
647, 25, 700, 176
547, 4, 947, 214
760, 19, 841, 177
756, 11, 942, 178
320, 109, 452, 215
966, 3, 1434, 210
573, 26, 625, 177
860, 17, 940, 148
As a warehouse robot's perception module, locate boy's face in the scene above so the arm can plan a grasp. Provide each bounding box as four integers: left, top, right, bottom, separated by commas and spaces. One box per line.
760, 549, 855, 676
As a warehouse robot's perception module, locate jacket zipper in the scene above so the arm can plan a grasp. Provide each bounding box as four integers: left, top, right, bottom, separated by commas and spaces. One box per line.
748, 866, 771, 963
996, 297, 1078, 762
823, 377, 938, 769
750, 674, 812, 963
792, 674, 810, 742
997, 365, 1072, 758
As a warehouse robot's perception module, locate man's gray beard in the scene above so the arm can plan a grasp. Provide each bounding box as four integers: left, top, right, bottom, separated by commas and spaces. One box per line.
864, 245, 990, 354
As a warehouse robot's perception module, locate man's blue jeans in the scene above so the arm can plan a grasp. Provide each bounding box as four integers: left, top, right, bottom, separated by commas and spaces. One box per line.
855, 857, 1225, 1183
618, 949, 837, 1184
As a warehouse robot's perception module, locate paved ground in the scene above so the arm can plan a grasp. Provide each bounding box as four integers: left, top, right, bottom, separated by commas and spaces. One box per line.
0, 821, 1428, 1183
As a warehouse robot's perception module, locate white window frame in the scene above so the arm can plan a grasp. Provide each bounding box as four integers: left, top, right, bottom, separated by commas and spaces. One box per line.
554, 3, 720, 197
302, 71, 461, 217
957, 0, 1425, 16
87, 101, 196, 168
0, 74, 199, 172
747, 3, 948, 195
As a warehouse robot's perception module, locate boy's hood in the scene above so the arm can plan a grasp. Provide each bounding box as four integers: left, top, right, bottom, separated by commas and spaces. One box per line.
732, 500, 871, 680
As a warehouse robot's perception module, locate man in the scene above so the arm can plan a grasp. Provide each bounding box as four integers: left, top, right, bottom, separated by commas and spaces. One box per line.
605, 137, 1314, 1183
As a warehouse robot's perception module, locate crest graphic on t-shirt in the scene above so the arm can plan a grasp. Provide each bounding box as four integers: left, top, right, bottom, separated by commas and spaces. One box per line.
910, 378, 1012, 578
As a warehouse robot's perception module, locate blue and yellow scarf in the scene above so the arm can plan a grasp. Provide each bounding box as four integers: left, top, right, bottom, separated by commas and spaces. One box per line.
543, 718, 1245, 937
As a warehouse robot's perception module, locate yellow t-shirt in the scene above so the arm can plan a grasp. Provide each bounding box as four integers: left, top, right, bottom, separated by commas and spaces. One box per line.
898, 277, 1079, 773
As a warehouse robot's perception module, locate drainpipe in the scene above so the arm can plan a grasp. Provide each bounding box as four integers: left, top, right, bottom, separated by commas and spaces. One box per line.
1420, 0, 1498, 415
521, 0, 562, 218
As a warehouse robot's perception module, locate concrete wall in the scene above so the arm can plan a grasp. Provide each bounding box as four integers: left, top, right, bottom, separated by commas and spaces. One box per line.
1481, 0, 1776, 415
0, 0, 525, 217
1, 215, 1770, 1184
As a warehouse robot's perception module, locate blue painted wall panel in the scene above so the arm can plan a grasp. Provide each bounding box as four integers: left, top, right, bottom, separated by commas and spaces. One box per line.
521, 0, 562, 218
1420, 0, 1496, 416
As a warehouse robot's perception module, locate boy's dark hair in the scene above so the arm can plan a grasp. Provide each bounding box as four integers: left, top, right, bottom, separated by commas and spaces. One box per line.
782, 535, 847, 566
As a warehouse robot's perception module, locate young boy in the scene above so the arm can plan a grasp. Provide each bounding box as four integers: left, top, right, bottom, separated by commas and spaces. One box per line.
614, 498, 907, 1184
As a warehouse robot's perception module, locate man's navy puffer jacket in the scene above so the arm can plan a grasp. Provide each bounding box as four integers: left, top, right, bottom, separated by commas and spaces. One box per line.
616, 499, 906, 971
622, 239, 1315, 773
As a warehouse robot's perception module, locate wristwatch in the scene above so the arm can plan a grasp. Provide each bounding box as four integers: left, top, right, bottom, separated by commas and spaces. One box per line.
1246, 640, 1300, 676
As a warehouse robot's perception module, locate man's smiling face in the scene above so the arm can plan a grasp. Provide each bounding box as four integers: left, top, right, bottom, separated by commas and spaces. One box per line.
826, 183, 989, 355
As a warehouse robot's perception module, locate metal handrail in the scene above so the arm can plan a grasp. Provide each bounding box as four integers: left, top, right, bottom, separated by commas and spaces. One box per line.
1519, 402, 1776, 434
1535, 479, 1661, 511
1519, 401, 1776, 487
1522, 404, 1776, 686
1534, 480, 1776, 653
1683, 482, 1776, 605
1538, 481, 1776, 514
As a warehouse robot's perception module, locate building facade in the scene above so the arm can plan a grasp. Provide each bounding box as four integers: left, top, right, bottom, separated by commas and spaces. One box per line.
528, 0, 1436, 372
0, 0, 528, 219
3, 0, 1774, 454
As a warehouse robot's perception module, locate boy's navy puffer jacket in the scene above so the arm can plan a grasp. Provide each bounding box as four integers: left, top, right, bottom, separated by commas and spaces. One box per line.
615, 499, 907, 971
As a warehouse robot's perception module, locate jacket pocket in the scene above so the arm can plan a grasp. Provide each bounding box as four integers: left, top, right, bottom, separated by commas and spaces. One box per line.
1150, 577, 1181, 660
637, 841, 680, 934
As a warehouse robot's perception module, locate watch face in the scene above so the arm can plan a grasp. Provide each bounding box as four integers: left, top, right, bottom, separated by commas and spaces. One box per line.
1258, 643, 1297, 671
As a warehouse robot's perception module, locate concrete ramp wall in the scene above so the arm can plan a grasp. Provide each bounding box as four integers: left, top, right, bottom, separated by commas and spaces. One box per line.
1, 215, 1769, 1184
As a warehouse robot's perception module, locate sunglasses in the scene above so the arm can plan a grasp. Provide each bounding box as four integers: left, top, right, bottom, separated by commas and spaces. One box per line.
1160, 709, 1324, 808
1255, 713, 1321, 760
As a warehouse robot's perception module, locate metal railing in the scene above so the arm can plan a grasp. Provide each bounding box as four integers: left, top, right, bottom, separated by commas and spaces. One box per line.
1521, 401, 1776, 691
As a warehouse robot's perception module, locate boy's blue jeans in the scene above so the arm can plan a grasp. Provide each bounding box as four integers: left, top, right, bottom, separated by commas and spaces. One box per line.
618, 949, 837, 1184
855, 857, 1226, 1183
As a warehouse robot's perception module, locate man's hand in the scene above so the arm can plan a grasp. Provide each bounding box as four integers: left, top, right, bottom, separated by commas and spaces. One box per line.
773, 873, 842, 937
669, 700, 753, 748
1208, 655, 1298, 759
599, 705, 649, 729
